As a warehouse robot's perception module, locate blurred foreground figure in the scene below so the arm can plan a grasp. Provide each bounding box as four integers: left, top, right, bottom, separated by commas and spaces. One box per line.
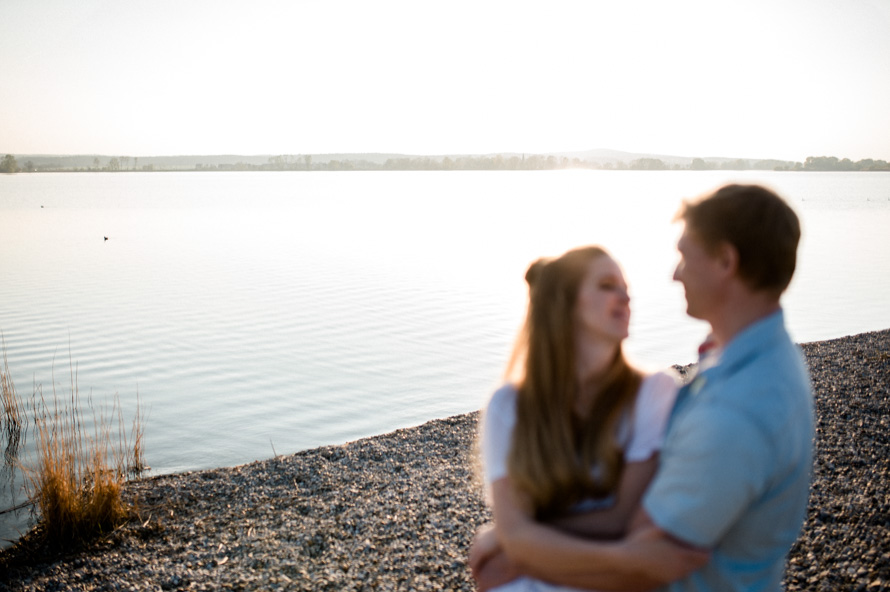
470, 184, 814, 592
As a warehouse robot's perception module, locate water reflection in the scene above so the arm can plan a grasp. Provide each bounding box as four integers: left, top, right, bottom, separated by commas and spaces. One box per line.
1, 346, 29, 545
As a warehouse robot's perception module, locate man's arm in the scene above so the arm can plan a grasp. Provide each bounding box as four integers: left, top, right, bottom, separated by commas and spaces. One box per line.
496, 505, 709, 592
471, 458, 692, 591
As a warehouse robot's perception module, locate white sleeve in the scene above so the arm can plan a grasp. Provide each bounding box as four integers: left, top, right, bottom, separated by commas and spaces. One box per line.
479, 384, 519, 490
625, 370, 680, 462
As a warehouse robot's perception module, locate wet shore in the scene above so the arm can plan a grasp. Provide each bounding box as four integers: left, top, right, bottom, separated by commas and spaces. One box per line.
1, 329, 888, 591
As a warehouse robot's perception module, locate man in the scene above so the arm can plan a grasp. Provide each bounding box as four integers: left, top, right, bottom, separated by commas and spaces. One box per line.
470, 184, 814, 591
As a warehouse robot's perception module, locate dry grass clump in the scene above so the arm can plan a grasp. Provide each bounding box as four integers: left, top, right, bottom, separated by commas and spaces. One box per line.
25, 377, 144, 545
1, 342, 146, 547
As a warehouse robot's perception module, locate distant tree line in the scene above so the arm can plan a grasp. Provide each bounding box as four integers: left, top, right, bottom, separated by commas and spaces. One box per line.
199, 154, 590, 171
3, 153, 889, 174
195, 154, 890, 172
799, 156, 890, 171
199, 154, 889, 172
1, 155, 146, 173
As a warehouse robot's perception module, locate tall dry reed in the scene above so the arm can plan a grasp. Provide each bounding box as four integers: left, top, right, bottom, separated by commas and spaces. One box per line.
19, 356, 145, 545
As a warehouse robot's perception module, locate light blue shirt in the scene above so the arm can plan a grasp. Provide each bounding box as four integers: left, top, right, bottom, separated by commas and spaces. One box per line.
643, 310, 814, 592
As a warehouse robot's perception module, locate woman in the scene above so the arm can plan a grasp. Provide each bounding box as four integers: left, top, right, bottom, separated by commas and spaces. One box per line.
472, 245, 679, 591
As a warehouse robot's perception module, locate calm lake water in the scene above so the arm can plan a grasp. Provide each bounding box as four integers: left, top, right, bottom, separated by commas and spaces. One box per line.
1, 170, 889, 544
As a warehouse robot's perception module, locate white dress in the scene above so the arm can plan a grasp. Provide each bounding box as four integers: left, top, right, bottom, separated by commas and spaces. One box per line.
479, 370, 680, 592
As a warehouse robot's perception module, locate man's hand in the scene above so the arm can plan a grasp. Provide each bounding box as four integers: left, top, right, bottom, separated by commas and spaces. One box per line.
618, 518, 710, 586
469, 524, 522, 592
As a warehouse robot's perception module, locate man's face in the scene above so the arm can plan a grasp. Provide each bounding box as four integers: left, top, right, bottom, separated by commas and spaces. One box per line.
673, 226, 725, 321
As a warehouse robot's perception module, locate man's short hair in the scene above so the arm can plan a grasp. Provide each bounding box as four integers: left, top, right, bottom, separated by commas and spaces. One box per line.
676, 184, 801, 295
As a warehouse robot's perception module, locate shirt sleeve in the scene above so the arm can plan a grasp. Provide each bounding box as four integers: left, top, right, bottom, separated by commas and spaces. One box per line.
624, 370, 680, 462
479, 384, 519, 490
643, 401, 772, 547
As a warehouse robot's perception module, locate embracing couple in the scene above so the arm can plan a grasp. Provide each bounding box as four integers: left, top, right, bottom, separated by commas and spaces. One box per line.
470, 184, 814, 592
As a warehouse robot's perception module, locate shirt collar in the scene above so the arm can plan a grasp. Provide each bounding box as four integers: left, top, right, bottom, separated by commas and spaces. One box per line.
704, 309, 787, 380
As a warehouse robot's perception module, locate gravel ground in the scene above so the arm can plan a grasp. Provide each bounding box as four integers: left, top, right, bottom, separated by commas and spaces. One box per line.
1, 329, 887, 591
786, 330, 889, 592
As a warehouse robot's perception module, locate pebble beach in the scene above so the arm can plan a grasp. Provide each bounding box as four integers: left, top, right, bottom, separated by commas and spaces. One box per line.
1, 329, 888, 591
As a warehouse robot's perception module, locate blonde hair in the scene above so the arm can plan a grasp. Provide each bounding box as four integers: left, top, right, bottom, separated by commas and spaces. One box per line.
506, 246, 642, 519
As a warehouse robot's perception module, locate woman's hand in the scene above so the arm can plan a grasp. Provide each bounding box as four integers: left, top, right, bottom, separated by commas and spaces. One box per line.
468, 523, 500, 574
469, 523, 522, 592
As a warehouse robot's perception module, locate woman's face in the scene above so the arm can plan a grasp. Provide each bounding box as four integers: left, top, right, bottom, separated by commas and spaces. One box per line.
574, 255, 630, 344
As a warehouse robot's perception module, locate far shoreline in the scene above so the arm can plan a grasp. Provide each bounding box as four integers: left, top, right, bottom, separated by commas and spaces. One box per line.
4, 151, 889, 173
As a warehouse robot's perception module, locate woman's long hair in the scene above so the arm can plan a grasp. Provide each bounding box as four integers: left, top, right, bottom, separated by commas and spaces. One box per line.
506, 246, 642, 519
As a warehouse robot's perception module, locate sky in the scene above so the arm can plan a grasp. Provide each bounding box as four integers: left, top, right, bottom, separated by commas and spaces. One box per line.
1, 0, 889, 161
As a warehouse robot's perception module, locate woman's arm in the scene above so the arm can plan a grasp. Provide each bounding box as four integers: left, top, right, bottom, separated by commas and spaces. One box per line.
547, 455, 658, 539
485, 477, 691, 592
467, 476, 534, 591
497, 506, 709, 592
478, 454, 685, 592
487, 453, 657, 569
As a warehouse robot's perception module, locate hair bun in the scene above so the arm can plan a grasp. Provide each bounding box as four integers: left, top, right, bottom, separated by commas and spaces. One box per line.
525, 258, 551, 287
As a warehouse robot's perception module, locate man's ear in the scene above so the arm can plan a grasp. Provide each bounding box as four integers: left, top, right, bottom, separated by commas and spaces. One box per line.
715, 241, 739, 277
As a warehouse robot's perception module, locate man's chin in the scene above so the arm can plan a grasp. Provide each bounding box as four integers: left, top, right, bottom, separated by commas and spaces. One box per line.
685, 306, 704, 320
